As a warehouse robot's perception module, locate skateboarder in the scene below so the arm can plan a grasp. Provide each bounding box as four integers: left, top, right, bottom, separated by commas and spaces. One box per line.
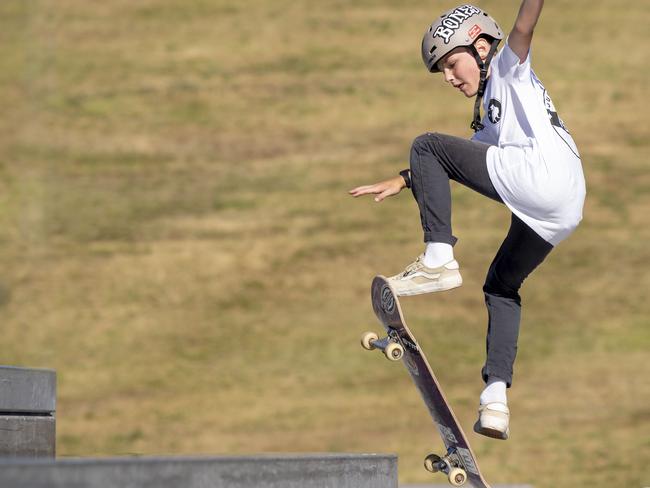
350, 1, 585, 440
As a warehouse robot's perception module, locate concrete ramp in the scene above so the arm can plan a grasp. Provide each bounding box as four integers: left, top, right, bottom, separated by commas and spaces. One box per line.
0, 453, 397, 488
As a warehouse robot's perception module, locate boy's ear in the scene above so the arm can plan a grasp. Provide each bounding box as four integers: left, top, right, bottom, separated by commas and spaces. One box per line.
474, 38, 493, 61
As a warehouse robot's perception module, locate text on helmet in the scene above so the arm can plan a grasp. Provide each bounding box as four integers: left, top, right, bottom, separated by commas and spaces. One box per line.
434, 5, 481, 44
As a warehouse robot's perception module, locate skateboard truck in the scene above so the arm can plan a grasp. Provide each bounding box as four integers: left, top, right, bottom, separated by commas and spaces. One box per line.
360, 331, 404, 361
424, 448, 468, 486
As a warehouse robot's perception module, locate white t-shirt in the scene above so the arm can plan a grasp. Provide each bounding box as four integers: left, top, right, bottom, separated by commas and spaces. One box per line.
472, 38, 586, 245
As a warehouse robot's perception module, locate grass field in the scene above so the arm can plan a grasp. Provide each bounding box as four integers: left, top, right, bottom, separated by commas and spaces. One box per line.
1, 1, 649, 487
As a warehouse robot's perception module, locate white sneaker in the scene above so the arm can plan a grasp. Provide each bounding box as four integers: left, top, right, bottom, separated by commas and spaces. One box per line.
387, 254, 462, 297
473, 402, 510, 440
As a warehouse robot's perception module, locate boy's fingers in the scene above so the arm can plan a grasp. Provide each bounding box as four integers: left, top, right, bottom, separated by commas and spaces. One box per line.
349, 184, 380, 196
374, 188, 392, 202
348, 185, 367, 195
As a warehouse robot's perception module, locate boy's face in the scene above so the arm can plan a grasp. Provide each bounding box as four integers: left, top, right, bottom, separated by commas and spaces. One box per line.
435, 39, 491, 98
437, 47, 481, 98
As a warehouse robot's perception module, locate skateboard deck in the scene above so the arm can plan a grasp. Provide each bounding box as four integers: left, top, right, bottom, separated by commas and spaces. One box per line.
362, 275, 491, 488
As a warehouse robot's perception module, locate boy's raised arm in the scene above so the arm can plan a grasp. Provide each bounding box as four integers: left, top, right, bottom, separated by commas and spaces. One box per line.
508, 0, 544, 63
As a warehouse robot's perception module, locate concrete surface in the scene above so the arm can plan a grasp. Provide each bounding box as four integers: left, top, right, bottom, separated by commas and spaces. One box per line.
0, 365, 56, 413
0, 416, 56, 457
0, 453, 398, 488
0, 365, 56, 458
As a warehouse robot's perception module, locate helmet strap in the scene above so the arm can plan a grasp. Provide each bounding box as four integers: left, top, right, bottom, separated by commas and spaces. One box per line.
469, 40, 501, 132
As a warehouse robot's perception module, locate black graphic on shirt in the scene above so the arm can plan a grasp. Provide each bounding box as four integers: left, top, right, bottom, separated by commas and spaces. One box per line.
531, 72, 568, 132
487, 99, 502, 124
531, 71, 579, 159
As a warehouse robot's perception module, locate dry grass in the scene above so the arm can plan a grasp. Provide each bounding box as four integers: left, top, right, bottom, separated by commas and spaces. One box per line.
1, 1, 649, 487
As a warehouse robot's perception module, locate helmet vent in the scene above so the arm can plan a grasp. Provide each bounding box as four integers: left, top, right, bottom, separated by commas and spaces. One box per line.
429, 44, 437, 55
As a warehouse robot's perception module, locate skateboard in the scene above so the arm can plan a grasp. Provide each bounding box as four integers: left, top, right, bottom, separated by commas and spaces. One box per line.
361, 275, 491, 488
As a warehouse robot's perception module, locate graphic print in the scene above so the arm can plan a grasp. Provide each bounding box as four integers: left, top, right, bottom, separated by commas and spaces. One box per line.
487, 99, 502, 124
530, 70, 580, 158
531, 72, 567, 131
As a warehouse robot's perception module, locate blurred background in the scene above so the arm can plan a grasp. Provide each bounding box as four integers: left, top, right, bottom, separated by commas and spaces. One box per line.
1, 1, 648, 487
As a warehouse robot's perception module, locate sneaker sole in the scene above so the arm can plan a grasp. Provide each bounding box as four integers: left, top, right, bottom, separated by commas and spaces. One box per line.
473, 422, 509, 440
394, 278, 462, 297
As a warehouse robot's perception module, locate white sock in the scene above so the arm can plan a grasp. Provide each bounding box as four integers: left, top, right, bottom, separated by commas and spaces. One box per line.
480, 377, 508, 405
423, 242, 454, 268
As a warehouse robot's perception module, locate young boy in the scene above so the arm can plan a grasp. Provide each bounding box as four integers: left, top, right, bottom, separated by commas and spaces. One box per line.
349, 1, 585, 440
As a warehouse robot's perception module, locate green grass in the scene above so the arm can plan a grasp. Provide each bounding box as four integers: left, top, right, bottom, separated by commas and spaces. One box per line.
1, 1, 649, 487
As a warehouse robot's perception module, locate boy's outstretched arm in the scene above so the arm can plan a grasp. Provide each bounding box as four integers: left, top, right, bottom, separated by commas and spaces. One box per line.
508, 0, 544, 63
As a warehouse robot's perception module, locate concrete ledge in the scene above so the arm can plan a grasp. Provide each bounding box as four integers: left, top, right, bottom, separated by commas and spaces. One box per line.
0, 453, 398, 488
0, 416, 56, 457
0, 366, 56, 413
0, 366, 56, 458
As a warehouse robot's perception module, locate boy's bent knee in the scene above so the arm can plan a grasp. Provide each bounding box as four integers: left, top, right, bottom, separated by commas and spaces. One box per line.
412, 132, 442, 151
410, 133, 446, 173
483, 268, 521, 302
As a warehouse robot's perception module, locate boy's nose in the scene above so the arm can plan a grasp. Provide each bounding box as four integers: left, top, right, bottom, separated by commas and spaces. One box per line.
443, 68, 454, 84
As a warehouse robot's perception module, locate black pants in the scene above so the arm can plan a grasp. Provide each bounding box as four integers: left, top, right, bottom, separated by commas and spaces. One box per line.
409, 133, 553, 387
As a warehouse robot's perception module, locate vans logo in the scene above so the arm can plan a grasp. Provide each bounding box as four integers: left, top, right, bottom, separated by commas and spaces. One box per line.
434, 5, 481, 44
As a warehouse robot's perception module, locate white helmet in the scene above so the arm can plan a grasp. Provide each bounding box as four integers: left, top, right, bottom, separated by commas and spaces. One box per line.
421, 4, 503, 73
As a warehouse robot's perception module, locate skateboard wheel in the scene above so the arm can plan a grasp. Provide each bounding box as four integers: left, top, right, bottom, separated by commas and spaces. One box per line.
360, 331, 379, 350
448, 467, 467, 486
423, 453, 442, 473
384, 342, 404, 361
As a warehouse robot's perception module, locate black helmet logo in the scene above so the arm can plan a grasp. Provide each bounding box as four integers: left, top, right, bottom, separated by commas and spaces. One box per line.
488, 99, 502, 124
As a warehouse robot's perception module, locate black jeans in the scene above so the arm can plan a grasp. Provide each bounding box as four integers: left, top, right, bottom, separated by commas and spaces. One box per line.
409, 133, 553, 387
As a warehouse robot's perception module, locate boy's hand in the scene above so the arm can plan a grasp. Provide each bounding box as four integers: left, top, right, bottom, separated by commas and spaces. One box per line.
348, 176, 407, 202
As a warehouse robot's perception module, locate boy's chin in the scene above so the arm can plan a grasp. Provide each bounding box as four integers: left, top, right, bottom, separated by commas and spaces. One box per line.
454, 84, 478, 98
463, 87, 479, 98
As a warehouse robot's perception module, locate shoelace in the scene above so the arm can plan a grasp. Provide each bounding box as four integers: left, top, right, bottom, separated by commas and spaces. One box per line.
402, 256, 424, 277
